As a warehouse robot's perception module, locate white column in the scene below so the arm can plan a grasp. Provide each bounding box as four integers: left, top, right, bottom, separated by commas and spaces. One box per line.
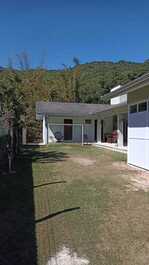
43, 115, 48, 145
117, 115, 123, 147
97, 119, 101, 142
81, 123, 84, 146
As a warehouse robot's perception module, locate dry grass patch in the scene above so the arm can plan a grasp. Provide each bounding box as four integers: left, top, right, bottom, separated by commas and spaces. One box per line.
125, 171, 149, 192
113, 161, 149, 192
69, 156, 96, 166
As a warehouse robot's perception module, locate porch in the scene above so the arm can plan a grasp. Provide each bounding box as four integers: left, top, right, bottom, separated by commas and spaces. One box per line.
94, 142, 128, 154
97, 109, 128, 153
43, 116, 98, 144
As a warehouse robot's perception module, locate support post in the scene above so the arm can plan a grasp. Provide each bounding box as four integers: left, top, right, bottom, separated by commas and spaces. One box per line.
81, 123, 84, 146
43, 115, 48, 145
97, 119, 101, 142
117, 114, 123, 147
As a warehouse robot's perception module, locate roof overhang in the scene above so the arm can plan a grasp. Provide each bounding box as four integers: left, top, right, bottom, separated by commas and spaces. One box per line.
96, 102, 128, 118
37, 112, 97, 118
102, 72, 149, 100
36, 101, 111, 119
36, 111, 99, 121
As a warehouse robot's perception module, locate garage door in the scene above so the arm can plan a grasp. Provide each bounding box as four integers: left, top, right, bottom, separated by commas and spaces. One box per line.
128, 105, 149, 170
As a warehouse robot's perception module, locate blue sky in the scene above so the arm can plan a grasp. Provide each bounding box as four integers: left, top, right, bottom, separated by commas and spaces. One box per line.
1, 0, 149, 69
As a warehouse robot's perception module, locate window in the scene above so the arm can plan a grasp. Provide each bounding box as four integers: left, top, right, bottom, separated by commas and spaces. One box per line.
130, 104, 137, 114
85, 119, 92, 124
138, 102, 147, 112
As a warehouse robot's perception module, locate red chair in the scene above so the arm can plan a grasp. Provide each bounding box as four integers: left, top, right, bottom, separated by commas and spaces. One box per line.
106, 131, 118, 143
111, 130, 118, 143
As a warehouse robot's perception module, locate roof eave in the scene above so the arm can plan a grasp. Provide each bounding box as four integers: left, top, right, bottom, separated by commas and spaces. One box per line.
102, 73, 149, 100
95, 102, 128, 116
37, 112, 98, 117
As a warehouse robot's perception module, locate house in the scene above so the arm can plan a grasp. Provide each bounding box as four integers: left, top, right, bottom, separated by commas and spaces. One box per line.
36, 102, 111, 144
103, 72, 149, 170
36, 72, 149, 170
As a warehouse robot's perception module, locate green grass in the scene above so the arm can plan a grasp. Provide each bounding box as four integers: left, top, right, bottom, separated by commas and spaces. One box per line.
1, 144, 149, 265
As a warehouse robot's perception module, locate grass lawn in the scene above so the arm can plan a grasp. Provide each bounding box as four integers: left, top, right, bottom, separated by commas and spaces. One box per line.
1, 144, 149, 265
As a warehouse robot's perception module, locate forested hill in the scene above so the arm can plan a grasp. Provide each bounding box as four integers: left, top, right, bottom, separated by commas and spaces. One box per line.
1, 60, 149, 104
1, 60, 149, 142
45, 60, 149, 104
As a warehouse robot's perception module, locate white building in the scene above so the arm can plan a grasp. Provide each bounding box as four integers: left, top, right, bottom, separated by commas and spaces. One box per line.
36, 102, 110, 144
104, 72, 149, 170
36, 72, 149, 171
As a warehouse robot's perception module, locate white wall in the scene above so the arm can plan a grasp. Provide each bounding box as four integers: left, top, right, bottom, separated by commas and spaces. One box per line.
111, 94, 127, 105
43, 115, 48, 144
110, 85, 127, 105
128, 111, 149, 170
47, 116, 96, 143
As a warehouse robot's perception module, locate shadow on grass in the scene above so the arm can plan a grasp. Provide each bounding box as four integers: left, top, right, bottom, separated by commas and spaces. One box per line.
0, 146, 69, 265
0, 155, 37, 265
36, 207, 80, 224
22, 146, 69, 163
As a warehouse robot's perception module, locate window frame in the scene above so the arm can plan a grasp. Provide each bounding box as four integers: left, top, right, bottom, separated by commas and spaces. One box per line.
138, 101, 147, 112
129, 100, 149, 114
85, 119, 92, 125
129, 104, 138, 114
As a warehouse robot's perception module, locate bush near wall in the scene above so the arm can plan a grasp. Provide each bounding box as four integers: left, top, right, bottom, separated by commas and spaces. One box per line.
26, 121, 42, 143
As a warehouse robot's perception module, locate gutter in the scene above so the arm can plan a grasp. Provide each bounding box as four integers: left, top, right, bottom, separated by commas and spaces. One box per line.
36, 112, 98, 118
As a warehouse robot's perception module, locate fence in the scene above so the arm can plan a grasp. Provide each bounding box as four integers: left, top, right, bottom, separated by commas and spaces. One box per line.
48, 123, 94, 145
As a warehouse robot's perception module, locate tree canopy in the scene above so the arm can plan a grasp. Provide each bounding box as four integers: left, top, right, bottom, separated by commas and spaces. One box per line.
1, 59, 149, 142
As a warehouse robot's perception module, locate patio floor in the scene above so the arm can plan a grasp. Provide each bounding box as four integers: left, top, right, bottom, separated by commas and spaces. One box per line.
94, 142, 128, 153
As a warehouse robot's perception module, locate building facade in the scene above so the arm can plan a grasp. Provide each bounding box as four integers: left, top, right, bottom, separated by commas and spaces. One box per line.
36, 72, 149, 170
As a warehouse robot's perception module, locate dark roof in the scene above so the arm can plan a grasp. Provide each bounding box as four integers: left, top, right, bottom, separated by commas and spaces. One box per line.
36, 101, 111, 117
102, 72, 149, 99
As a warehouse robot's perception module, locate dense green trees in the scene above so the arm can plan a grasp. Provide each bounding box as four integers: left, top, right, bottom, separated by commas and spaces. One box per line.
1, 59, 149, 144
43, 60, 149, 103
0, 70, 25, 172
0, 70, 24, 139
